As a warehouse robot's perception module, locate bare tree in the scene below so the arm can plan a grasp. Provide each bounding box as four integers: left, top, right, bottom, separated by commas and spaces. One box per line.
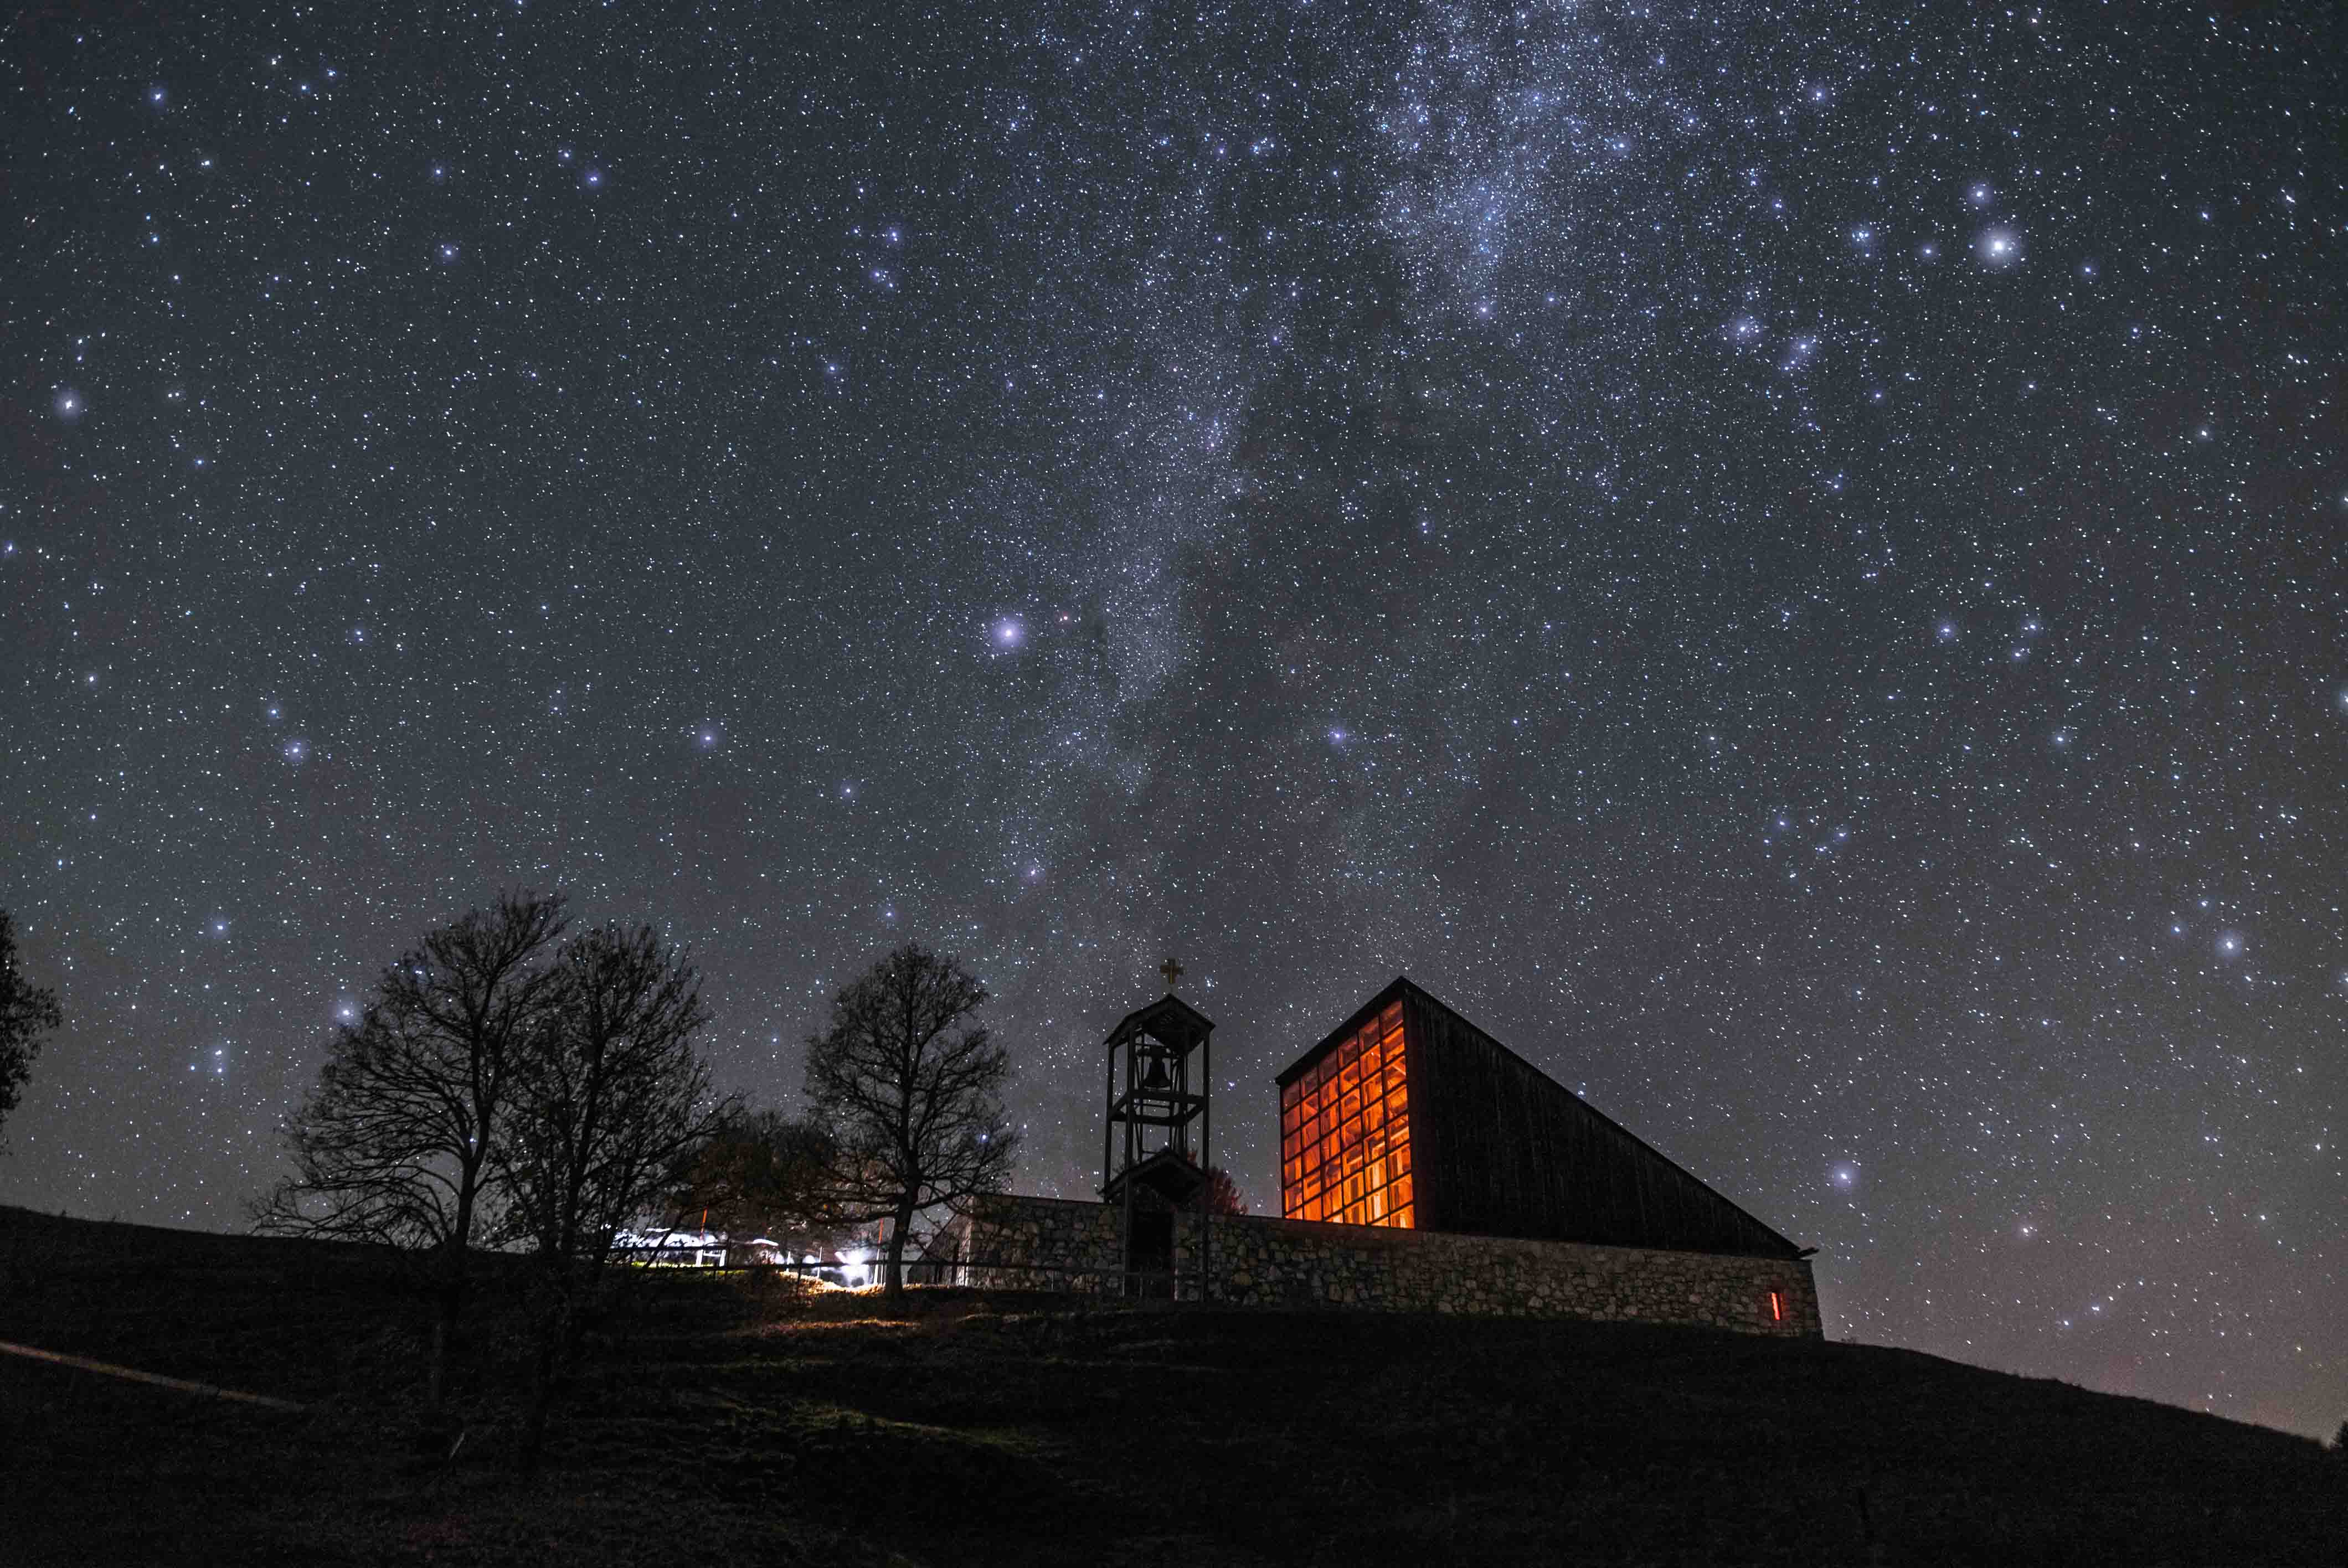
667, 1107, 846, 1259
804, 942, 1019, 1297
0, 911, 61, 1147
493, 921, 723, 1473
254, 891, 568, 1414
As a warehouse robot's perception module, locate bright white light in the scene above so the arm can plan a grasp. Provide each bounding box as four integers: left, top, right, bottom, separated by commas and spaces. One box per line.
992, 618, 1023, 647
1976, 228, 2022, 269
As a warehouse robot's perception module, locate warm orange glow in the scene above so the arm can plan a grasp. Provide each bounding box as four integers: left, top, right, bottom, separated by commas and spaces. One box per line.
1280, 1001, 1413, 1228
1769, 1291, 1783, 1322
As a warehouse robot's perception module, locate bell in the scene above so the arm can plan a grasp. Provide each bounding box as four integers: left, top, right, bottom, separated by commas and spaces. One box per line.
1140, 1053, 1172, 1092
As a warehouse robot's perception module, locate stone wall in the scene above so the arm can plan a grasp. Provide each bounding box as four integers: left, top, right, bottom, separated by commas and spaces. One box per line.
954, 1195, 1129, 1294
957, 1194, 1822, 1338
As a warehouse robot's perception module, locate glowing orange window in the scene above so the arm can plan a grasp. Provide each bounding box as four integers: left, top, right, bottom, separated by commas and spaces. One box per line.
1281, 1003, 1413, 1229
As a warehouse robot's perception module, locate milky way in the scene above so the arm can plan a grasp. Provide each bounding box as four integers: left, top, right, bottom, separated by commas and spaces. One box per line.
2, 2, 2343, 1437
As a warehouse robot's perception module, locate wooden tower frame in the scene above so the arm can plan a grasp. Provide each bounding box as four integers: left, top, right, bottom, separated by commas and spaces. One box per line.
1100, 981, 1213, 1299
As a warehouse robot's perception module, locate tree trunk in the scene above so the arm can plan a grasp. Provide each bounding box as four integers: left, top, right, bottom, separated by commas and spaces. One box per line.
429, 1182, 478, 1416
883, 1199, 915, 1298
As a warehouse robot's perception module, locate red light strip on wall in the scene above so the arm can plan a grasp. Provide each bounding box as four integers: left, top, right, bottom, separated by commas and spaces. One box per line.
1769, 1290, 1783, 1322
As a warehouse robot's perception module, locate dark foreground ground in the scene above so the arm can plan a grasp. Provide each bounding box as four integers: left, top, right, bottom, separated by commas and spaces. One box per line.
0, 1207, 2340, 1566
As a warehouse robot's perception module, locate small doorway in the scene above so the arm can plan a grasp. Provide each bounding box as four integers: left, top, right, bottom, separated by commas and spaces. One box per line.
1126, 1210, 1173, 1298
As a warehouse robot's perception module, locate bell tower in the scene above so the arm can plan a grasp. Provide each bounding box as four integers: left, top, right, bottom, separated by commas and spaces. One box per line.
1100, 963, 1214, 1298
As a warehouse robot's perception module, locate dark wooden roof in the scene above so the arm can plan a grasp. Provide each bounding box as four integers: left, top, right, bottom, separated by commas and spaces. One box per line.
1102, 1147, 1207, 1209
1105, 993, 1215, 1053
1278, 976, 1806, 1260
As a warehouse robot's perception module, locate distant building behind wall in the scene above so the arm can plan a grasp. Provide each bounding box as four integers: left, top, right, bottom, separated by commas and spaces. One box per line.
1277, 978, 1806, 1260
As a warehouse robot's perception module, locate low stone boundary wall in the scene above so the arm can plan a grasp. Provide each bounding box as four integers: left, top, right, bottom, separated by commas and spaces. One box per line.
957, 1194, 1822, 1338
957, 1194, 1128, 1294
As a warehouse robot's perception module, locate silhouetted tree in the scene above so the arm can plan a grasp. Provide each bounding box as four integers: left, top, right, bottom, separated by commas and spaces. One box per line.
0, 911, 61, 1146
804, 942, 1018, 1297
667, 1107, 845, 1257
494, 920, 725, 1474
254, 891, 568, 1414
1202, 1166, 1249, 1216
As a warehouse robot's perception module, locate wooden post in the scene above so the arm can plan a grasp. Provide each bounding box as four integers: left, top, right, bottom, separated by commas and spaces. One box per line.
1198, 1021, 1212, 1304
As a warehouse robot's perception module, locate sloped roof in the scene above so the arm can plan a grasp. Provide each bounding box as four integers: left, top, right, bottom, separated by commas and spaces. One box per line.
1105, 992, 1215, 1051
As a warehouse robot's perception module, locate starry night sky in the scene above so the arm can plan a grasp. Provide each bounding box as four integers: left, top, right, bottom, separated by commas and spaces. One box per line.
3, 2, 2344, 1436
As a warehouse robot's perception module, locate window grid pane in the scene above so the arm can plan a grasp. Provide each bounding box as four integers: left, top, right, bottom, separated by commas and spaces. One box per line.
1281, 1003, 1412, 1229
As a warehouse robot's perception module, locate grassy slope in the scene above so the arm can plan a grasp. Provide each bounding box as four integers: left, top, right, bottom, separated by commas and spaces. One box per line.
0, 1205, 2340, 1566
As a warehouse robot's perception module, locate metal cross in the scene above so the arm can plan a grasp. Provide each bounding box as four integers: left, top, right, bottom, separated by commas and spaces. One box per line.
1160, 957, 1183, 991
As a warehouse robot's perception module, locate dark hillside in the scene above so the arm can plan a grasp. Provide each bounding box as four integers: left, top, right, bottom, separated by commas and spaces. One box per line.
0, 1206, 2339, 1566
